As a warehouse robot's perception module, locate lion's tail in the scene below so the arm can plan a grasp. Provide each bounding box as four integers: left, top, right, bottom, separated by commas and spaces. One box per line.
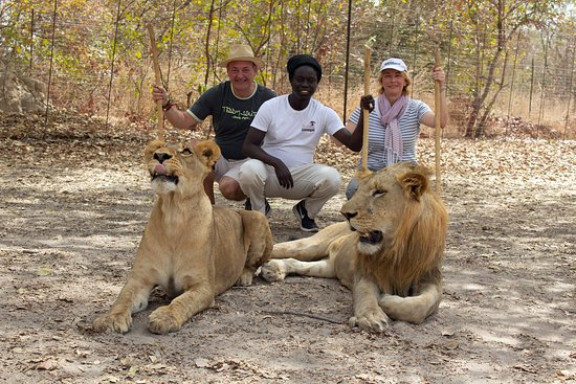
272, 222, 350, 261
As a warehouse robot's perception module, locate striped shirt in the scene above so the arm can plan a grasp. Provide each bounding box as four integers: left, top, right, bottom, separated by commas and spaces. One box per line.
349, 98, 431, 170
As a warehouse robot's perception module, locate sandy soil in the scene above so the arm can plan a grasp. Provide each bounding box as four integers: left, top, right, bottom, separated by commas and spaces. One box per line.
1, 112, 575, 384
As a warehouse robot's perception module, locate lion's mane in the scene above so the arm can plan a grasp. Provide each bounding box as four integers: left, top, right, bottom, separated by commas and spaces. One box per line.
262, 162, 448, 331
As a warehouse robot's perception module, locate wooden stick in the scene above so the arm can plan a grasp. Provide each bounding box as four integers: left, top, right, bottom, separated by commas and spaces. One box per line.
433, 48, 442, 195
147, 24, 164, 140
359, 46, 372, 178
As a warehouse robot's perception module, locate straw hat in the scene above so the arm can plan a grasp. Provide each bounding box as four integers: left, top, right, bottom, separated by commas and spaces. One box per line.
219, 44, 265, 68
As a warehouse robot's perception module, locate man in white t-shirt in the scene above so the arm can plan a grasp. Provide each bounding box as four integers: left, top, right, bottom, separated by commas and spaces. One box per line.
239, 54, 365, 231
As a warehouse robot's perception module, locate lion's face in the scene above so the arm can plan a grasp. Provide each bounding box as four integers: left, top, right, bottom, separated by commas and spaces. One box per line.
341, 162, 431, 256
144, 140, 221, 195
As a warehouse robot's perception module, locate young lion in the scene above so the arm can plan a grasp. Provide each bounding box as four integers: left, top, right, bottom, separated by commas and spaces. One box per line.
93, 140, 272, 334
261, 162, 448, 333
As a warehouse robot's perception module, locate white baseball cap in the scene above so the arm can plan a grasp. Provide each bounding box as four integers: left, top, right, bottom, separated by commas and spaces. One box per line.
379, 58, 408, 72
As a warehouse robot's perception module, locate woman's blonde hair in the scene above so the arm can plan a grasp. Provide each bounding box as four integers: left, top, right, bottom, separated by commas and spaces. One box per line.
378, 71, 411, 96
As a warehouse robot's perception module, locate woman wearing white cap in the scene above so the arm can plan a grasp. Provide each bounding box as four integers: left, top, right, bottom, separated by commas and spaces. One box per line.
344, 57, 448, 199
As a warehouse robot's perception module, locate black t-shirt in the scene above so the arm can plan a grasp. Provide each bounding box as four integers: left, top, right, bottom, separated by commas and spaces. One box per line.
188, 81, 276, 160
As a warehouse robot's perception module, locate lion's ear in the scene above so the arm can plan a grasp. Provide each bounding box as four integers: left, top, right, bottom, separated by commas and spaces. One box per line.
398, 171, 429, 201
145, 140, 165, 160
194, 140, 222, 168
355, 168, 373, 180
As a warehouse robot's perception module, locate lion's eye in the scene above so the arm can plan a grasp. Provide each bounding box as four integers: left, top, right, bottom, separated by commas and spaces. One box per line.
180, 148, 193, 156
372, 189, 387, 198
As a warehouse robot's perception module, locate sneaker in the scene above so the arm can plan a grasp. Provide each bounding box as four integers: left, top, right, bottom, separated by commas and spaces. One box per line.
292, 200, 319, 232
244, 198, 271, 217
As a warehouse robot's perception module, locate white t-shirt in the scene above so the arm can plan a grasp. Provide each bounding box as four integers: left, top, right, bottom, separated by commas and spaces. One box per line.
250, 95, 344, 169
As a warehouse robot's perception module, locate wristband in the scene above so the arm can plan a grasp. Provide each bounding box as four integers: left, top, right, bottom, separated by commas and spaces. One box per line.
162, 99, 174, 111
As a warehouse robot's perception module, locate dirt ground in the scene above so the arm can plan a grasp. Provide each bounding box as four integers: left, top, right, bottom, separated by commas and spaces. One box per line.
1, 112, 575, 384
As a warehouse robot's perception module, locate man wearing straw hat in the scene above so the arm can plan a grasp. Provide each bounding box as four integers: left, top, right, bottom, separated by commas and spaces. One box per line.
152, 44, 276, 209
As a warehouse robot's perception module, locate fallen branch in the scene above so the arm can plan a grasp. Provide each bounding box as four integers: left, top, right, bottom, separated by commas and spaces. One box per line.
262, 310, 343, 324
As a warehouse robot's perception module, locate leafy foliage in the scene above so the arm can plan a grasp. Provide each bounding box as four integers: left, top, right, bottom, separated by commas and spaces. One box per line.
1, 0, 576, 137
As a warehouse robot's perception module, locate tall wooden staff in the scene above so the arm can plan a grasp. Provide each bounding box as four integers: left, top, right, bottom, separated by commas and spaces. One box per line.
147, 24, 164, 140
433, 48, 442, 194
358, 46, 372, 179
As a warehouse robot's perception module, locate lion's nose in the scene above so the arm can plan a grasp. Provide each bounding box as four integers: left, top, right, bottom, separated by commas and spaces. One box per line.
341, 211, 357, 221
154, 152, 172, 163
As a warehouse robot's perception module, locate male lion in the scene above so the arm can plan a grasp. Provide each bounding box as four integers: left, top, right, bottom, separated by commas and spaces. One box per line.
93, 140, 272, 334
261, 162, 448, 332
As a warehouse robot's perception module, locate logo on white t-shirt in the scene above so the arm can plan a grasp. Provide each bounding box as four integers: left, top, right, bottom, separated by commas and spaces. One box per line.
302, 121, 316, 132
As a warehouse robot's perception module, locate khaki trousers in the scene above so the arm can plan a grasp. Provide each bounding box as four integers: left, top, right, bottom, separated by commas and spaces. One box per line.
238, 159, 341, 218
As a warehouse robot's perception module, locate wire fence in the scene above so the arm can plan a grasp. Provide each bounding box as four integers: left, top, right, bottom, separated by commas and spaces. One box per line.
1, 9, 576, 139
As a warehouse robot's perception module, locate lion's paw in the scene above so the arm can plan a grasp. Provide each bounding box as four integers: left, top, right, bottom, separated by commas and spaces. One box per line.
148, 306, 182, 335
379, 294, 406, 316
236, 269, 254, 286
93, 312, 132, 334
260, 260, 287, 282
349, 310, 390, 333
379, 294, 431, 324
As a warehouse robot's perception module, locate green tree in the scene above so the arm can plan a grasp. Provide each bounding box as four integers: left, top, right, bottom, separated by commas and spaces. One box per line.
447, 0, 567, 137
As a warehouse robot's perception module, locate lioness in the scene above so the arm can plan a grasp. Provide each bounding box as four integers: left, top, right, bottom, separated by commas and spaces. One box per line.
261, 162, 448, 332
93, 140, 272, 334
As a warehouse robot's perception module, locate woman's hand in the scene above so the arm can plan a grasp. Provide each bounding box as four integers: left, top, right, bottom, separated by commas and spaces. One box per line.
431, 67, 446, 85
